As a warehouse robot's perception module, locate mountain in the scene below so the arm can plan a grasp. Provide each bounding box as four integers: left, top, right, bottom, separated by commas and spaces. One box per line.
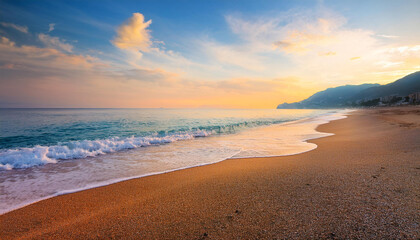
277, 71, 420, 109
276, 84, 380, 109
354, 71, 420, 100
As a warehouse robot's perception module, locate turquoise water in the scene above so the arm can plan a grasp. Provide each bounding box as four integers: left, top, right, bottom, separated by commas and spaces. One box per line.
1, 108, 333, 169
0, 108, 348, 214
2, 108, 295, 149
0, 109, 288, 149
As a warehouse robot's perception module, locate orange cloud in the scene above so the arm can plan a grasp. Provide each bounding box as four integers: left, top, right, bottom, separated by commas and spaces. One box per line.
0, 37, 104, 76
112, 13, 152, 52
1, 36, 15, 46
272, 18, 341, 54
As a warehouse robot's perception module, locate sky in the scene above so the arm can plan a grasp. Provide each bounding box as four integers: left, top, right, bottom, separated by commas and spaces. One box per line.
0, 0, 419, 108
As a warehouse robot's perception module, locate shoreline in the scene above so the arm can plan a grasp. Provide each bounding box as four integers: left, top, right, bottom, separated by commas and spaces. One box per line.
1, 107, 419, 239
0, 110, 348, 216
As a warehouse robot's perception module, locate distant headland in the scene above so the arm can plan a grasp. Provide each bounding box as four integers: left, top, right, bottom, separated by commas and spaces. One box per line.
277, 71, 420, 109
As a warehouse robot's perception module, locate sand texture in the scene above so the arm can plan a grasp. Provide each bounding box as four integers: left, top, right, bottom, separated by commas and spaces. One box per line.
0, 107, 419, 239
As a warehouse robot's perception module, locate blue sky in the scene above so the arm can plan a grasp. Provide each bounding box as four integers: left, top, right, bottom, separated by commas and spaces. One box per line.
0, 0, 419, 108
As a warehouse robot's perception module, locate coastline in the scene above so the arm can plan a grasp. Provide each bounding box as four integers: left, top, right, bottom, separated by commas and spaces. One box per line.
1, 107, 419, 239
0, 110, 347, 215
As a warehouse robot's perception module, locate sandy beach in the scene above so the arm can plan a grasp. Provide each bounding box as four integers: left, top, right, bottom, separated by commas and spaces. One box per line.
1, 107, 419, 239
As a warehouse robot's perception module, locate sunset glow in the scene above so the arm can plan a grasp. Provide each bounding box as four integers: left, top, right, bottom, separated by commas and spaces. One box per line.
0, 0, 419, 108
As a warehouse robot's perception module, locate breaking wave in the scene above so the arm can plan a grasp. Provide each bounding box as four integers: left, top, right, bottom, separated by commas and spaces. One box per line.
0, 118, 291, 170
0, 130, 212, 170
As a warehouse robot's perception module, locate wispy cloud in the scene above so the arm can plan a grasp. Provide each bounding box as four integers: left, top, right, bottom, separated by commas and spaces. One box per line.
271, 18, 343, 54
203, 42, 266, 72
219, 10, 391, 85
371, 44, 420, 78
0, 22, 28, 33
48, 23, 55, 32
38, 33, 73, 52
0, 36, 97, 72
377, 34, 399, 39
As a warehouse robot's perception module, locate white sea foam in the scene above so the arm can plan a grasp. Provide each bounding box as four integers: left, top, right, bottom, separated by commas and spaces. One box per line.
0, 109, 351, 215
0, 130, 211, 170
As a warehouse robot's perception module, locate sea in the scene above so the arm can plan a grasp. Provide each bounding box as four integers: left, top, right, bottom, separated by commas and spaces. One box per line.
0, 108, 349, 214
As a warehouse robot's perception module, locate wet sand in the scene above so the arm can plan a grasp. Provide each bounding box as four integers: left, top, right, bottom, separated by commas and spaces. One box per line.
1, 107, 419, 239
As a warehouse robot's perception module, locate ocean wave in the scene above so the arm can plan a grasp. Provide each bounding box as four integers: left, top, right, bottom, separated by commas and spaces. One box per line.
0, 129, 212, 170
0, 109, 351, 215
0, 118, 295, 170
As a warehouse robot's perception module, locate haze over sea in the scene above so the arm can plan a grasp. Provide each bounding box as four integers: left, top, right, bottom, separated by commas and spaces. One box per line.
0, 108, 347, 214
